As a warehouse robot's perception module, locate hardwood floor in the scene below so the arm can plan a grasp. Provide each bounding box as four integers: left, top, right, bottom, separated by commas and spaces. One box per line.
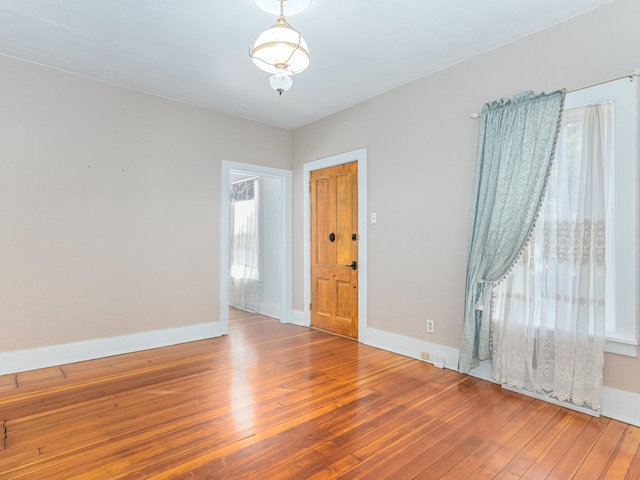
1, 309, 639, 479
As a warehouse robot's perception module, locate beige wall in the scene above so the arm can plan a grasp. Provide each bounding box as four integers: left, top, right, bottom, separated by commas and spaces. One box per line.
292, 0, 640, 393
0, 55, 291, 351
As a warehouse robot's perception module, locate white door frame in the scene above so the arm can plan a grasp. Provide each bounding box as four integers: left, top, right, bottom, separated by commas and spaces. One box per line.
220, 160, 293, 335
303, 148, 368, 336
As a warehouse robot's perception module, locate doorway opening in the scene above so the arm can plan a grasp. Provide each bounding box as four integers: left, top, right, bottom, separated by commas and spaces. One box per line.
220, 161, 292, 335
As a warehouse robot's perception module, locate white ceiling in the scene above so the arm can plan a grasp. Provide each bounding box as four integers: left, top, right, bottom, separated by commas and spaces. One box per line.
0, 0, 612, 129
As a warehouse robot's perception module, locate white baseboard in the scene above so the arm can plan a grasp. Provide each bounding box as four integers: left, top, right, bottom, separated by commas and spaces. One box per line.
287, 309, 310, 327
258, 302, 281, 320
468, 359, 494, 382
360, 326, 460, 371
360, 330, 640, 427
0, 322, 225, 375
501, 383, 601, 417
602, 386, 640, 427
469, 362, 640, 427
285, 313, 460, 372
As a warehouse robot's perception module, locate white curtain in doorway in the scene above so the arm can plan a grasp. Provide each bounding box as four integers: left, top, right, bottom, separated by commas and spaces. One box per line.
491, 102, 612, 411
230, 178, 261, 312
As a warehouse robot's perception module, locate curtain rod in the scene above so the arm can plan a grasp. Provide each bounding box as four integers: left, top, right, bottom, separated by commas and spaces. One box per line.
469, 67, 640, 119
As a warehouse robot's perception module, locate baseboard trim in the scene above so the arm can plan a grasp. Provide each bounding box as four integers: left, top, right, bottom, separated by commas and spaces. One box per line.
467, 359, 494, 382
287, 309, 310, 327
602, 386, 640, 427
360, 326, 460, 371
502, 384, 601, 417
258, 302, 281, 320
0, 322, 224, 375
359, 330, 640, 426
286, 311, 460, 370
469, 362, 640, 427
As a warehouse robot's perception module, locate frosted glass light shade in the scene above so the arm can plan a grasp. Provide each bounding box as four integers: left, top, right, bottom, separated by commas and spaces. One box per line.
269, 73, 293, 95
253, 0, 312, 17
250, 18, 310, 75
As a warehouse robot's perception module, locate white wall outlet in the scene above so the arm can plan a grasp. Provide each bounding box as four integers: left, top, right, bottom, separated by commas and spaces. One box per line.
426, 320, 435, 333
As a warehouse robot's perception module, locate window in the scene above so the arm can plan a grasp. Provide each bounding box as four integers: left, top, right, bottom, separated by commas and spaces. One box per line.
559, 77, 637, 354
493, 77, 638, 358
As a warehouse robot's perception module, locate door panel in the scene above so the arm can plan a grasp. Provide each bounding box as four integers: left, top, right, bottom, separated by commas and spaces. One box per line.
315, 175, 333, 265
310, 161, 358, 338
336, 172, 353, 265
315, 276, 332, 316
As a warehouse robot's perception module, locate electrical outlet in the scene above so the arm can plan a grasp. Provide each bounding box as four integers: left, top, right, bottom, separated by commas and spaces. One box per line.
420, 351, 429, 361
426, 320, 435, 333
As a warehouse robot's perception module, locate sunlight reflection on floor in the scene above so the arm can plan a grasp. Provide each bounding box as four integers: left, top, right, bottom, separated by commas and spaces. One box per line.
230, 324, 256, 431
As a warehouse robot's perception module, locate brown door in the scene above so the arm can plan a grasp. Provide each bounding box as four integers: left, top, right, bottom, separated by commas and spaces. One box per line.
310, 161, 358, 338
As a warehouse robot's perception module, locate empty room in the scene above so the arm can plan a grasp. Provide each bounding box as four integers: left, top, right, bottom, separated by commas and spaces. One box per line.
1, 0, 640, 478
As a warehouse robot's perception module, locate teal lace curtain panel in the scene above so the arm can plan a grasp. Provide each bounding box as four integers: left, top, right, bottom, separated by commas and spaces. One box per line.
459, 90, 565, 374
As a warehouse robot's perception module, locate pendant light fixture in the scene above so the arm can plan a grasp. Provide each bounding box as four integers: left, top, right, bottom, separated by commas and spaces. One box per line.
249, 0, 310, 95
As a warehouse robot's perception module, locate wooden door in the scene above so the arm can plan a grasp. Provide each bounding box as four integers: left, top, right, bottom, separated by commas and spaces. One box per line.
310, 161, 358, 338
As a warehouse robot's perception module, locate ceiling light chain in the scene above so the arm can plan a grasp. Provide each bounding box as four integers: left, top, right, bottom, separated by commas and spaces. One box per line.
249, 0, 311, 95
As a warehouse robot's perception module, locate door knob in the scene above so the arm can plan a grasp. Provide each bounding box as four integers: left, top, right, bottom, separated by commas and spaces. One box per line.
345, 261, 357, 271
329, 232, 336, 243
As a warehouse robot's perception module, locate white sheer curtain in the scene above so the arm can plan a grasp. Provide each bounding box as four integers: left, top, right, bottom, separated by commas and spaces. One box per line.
491, 102, 613, 411
229, 178, 261, 312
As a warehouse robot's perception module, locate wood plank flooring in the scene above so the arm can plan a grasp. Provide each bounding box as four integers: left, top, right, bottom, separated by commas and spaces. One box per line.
1, 308, 639, 479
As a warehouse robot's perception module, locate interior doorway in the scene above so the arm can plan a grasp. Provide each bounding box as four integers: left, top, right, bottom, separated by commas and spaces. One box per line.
220, 161, 292, 335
